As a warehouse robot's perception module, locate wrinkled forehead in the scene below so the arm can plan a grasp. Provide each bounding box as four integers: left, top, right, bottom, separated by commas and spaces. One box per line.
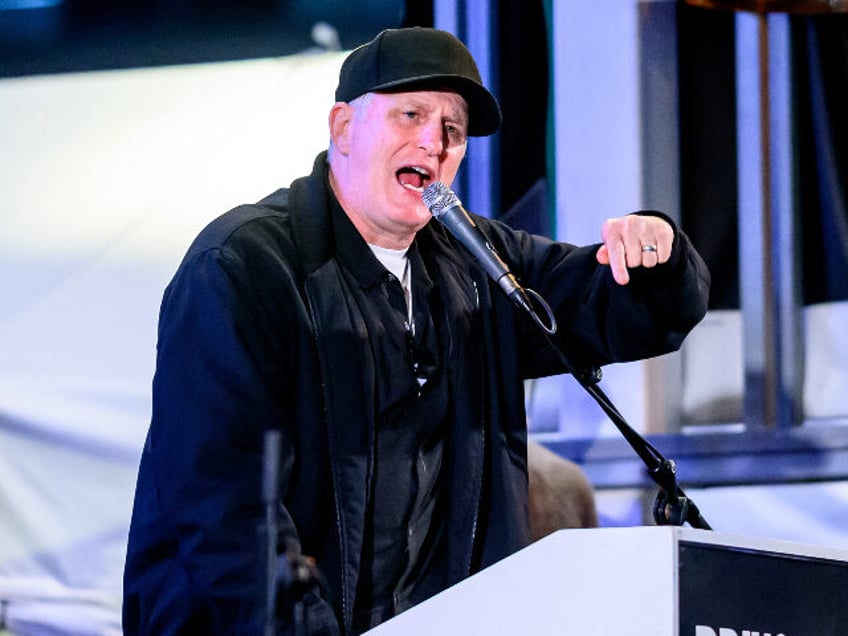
371, 89, 470, 122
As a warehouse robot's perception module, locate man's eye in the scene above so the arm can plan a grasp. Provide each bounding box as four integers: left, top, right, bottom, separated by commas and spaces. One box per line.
446, 125, 466, 142
403, 111, 418, 119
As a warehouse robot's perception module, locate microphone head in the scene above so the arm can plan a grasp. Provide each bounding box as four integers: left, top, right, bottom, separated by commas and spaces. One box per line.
422, 182, 461, 219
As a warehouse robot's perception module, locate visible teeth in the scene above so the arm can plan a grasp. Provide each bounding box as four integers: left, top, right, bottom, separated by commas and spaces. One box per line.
397, 165, 430, 193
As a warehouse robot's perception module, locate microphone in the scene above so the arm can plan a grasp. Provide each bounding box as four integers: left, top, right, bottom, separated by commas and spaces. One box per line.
422, 182, 532, 312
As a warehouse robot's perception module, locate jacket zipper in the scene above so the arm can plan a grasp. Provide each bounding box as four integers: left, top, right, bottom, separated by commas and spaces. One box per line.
469, 280, 481, 573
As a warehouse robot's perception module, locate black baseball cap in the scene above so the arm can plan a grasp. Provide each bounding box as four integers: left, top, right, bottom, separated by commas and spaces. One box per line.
334, 27, 502, 137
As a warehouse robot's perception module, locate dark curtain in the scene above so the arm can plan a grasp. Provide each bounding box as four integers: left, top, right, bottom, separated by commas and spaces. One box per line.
676, 6, 848, 309
794, 14, 848, 304
677, 4, 740, 311
494, 0, 552, 238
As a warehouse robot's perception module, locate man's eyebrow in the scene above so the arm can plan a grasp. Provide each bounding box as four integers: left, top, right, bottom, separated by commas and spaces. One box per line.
394, 95, 467, 125
443, 104, 468, 125
446, 113, 469, 129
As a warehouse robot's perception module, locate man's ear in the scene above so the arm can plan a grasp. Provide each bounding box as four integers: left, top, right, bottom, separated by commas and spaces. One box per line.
328, 102, 353, 155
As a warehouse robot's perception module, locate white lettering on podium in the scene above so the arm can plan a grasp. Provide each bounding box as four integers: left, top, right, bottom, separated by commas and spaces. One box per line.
695, 627, 786, 636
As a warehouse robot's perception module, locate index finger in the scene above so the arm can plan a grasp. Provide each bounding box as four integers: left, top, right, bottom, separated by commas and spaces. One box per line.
607, 237, 630, 285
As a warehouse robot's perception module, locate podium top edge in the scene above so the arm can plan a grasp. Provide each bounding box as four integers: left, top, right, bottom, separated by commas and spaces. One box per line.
545, 526, 848, 563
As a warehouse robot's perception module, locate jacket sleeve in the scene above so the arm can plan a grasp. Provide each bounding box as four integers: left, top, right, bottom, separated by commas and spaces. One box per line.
477, 212, 711, 377
122, 238, 338, 635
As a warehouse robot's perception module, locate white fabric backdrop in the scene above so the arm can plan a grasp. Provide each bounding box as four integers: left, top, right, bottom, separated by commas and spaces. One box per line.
0, 51, 345, 635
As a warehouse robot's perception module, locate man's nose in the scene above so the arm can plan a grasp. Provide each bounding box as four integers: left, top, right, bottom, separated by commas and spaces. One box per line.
418, 123, 446, 156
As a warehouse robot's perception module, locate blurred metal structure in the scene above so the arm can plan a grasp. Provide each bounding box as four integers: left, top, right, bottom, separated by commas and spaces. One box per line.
685, 0, 848, 429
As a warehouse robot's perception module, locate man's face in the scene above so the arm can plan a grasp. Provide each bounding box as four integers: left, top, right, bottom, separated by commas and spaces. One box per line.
330, 90, 469, 248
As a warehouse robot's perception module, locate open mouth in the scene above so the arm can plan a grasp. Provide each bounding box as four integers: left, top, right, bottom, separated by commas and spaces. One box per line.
396, 165, 431, 193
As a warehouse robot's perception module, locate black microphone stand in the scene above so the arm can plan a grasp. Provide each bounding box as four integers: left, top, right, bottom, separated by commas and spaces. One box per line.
261, 430, 283, 636
522, 292, 712, 530
421, 181, 709, 527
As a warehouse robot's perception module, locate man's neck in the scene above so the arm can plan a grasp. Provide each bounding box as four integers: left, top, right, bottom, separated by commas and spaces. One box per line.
327, 167, 416, 250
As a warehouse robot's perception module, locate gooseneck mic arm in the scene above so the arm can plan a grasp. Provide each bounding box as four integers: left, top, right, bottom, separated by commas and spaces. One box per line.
569, 371, 712, 530
422, 182, 711, 530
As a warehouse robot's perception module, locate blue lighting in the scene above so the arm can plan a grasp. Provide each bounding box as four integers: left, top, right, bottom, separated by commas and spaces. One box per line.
0, 0, 63, 9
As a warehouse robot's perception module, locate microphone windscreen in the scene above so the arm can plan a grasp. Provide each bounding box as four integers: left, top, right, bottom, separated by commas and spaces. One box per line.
422, 182, 459, 218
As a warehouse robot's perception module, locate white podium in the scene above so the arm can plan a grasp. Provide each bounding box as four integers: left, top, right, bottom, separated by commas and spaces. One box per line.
366, 526, 848, 636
